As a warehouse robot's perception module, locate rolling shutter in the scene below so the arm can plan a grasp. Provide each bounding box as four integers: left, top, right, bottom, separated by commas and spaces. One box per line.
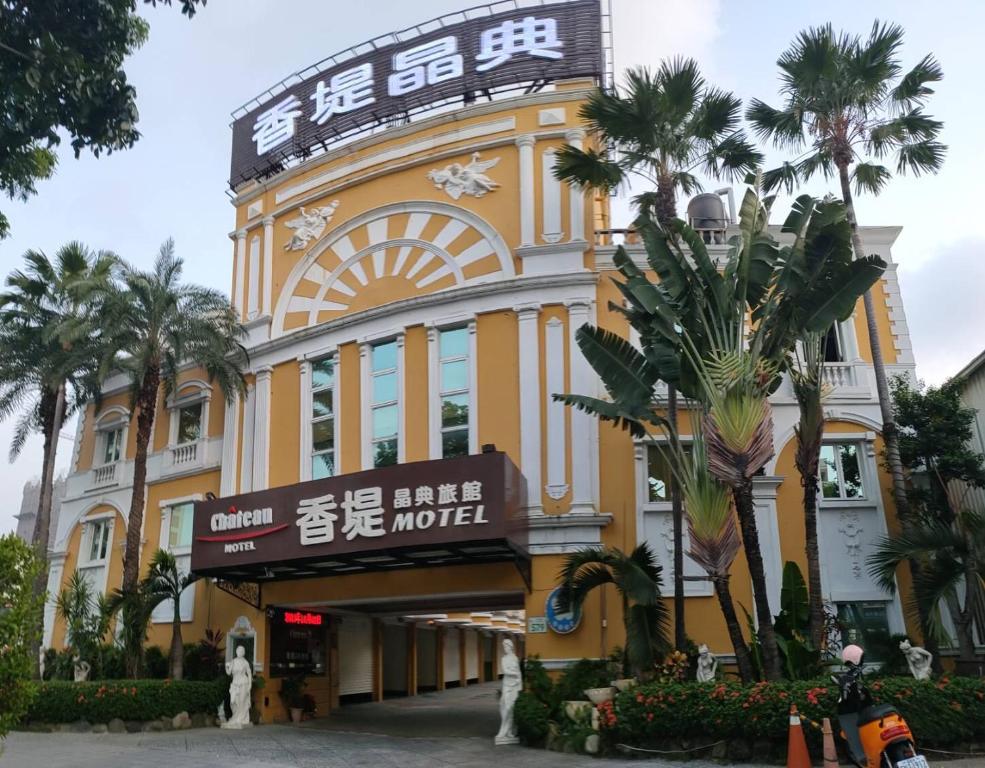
338, 615, 373, 697
466, 630, 478, 680
443, 627, 460, 683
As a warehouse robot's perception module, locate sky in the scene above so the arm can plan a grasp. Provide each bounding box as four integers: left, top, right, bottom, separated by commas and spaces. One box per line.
1, 0, 982, 533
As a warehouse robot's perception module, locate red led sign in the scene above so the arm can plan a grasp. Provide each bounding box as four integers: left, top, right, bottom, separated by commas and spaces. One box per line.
283, 611, 323, 626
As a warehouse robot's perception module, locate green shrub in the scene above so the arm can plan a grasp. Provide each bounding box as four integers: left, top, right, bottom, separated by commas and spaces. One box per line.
599, 677, 985, 750
0, 535, 44, 738
514, 691, 551, 744
555, 658, 614, 702
23, 679, 226, 724
143, 646, 169, 679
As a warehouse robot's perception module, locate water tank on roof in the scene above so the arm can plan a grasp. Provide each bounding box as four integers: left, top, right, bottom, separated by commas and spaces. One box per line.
687, 193, 729, 244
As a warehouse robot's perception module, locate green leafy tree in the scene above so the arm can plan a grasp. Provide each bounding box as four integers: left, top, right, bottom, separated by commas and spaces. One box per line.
0, 243, 116, 676
555, 60, 762, 650
748, 21, 946, 580
557, 544, 670, 678
55, 570, 112, 667
0, 0, 204, 238
0, 534, 44, 738
143, 549, 200, 680
100, 239, 247, 598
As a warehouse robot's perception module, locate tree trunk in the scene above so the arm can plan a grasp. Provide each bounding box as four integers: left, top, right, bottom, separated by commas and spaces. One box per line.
30, 383, 66, 679
712, 575, 755, 682
122, 365, 160, 594
668, 386, 686, 652
836, 164, 941, 667
794, 401, 826, 651
733, 481, 782, 681
171, 605, 184, 680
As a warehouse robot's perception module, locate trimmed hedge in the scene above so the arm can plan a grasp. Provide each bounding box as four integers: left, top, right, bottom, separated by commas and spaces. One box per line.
23, 679, 226, 724
599, 677, 985, 750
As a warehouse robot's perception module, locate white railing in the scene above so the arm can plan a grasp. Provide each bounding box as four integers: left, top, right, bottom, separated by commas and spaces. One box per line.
91, 463, 118, 486
821, 363, 857, 389
171, 442, 198, 466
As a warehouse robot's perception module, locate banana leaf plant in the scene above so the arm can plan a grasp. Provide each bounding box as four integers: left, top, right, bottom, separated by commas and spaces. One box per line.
556, 176, 885, 680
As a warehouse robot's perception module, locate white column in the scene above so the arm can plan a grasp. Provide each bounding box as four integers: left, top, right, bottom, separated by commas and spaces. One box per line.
515, 303, 543, 515
467, 319, 478, 455
262, 216, 274, 317
233, 229, 247, 319
544, 316, 568, 499
360, 342, 372, 470
541, 148, 563, 244
516, 136, 536, 247
43, 553, 67, 647
247, 235, 260, 320
299, 359, 312, 482
240, 383, 255, 493
219, 391, 240, 497
252, 366, 272, 490
427, 326, 441, 460
567, 299, 598, 514
396, 332, 406, 464
565, 129, 586, 243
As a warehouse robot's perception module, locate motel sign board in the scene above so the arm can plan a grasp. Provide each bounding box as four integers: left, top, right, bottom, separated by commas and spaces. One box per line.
190, 452, 527, 580
229, 0, 604, 187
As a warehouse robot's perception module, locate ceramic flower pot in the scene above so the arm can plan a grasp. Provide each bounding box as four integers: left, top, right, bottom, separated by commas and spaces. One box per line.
583, 686, 617, 704
289, 707, 303, 724
611, 678, 637, 692
565, 700, 593, 721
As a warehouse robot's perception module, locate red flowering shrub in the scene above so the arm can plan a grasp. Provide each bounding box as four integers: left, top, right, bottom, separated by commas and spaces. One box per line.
23, 679, 226, 723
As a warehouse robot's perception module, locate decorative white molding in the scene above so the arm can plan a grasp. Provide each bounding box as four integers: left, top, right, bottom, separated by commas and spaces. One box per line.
526, 512, 612, 554
299, 359, 313, 481
234, 229, 247, 318
252, 366, 273, 491
515, 303, 543, 515
838, 510, 866, 580
360, 342, 372, 471
247, 235, 261, 320
751, 475, 786, 615
219, 391, 240, 497
882, 263, 915, 366
515, 240, 590, 276
426, 152, 500, 200
516, 136, 535, 247
284, 201, 340, 251
468, 320, 478, 456
262, 217, 274, 318
566, 299, 597, 514
564, 129, 586, 243
544, 316, 568, 500
427, 326, 441, 461
541, 147, 563, 244
240, 383, 256, 493
246, 200, 263, 220
397, 333, 406, 465
538, 107, 566, 126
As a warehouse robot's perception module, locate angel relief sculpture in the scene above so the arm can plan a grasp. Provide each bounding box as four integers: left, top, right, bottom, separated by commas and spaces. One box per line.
427, 152, 500, 200
284, 200, 340, 251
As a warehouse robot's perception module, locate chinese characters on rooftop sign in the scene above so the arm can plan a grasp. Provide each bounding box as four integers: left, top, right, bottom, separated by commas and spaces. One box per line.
229, 0, 603, 188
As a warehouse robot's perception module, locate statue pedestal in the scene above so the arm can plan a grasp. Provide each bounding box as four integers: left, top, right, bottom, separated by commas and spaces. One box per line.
494, 735, 519, 746
220, 722, 252, 730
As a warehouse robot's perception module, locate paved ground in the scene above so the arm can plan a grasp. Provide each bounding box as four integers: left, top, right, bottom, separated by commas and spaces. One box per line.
2, 682, 980, 767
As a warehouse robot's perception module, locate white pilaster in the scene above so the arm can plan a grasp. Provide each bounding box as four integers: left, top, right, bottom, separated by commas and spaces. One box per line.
544, 316, 568, 499
240, 383, 255, 493
396, 332, 406, 464
541, 148, 563, 244
262, 216, 274, 317
566, 298, 598, 514
515, 303, 543, 515
516, 136, 536, 247
427, 326, 441, 460
234, 229, 247, 319
467, 319, 478, 455
252, 366, 272, 491
299, 359, 312, 481
247, 235, 260, 320
219, 391, 240, 497
360, 342, 372, 470
565, 129, 586, 243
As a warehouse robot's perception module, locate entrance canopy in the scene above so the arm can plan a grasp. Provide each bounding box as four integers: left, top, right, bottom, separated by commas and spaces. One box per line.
191, 452, 528, 582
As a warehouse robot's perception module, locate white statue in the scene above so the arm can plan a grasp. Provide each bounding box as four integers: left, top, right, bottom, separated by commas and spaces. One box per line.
427, 152, 500, 200
284, 201, 340, 250
72, 655, 90, 682
39, 647, 45, 680
696, 644, 718, 682
899, 639, 933, 680
494, 638, 522, 745
222, 645, 253, 729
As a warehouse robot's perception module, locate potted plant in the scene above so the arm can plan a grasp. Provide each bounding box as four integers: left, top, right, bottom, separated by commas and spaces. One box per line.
280, 673, 307, 724
583, 659, 617, 704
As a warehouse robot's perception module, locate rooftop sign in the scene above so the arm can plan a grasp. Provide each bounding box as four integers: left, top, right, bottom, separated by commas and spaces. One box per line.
229, 0, 604, 188
190, 452, 527, 580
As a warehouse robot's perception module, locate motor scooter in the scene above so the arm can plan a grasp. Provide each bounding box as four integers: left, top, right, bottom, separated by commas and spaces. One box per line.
834, 645, 928, 768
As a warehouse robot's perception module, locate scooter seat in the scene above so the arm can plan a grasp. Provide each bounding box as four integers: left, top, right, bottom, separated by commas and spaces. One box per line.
857, 704, 899, 726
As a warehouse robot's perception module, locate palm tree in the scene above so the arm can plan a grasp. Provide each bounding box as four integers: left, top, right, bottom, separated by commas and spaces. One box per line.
0, 243, 115, 676
102, 239, 247, 595
104, 579, 161, 679
555, 60, 762, 650
748, 21, 946, 560
557, 543, 670, 678
143, 549, 199, 679
55, 570, 112, 667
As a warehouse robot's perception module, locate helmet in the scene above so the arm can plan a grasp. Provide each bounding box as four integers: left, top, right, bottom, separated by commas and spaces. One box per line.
842, 644, 864, 666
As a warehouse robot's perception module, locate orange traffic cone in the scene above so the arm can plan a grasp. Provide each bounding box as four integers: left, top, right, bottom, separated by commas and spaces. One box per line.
787, 705, 811, 768
822, 717, 839, 768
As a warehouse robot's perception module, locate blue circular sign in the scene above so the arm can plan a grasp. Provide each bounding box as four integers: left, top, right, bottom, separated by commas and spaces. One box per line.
545, 586, 582, 635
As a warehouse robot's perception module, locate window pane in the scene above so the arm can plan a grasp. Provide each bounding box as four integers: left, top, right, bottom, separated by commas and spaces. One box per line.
837, 602, 891, 661
312, 358, 334, 390
177, 403, 202, 444
442, 428, 469, 459
839, 444, 863, 498
819, 444, 840, 498
441, 394, 469, 428
647, 446, 672, 501
88, 521, 109, 562
374, 439, 397, 468
312, 452, 334, 479
312, 389, 334, 419
169, 503, 194, 549
373, 371, 397, 404
440, 328, 468, 358
823, 325, 843, 363
372, 405, 398, 439
312, 419, 335, 452
372, 341, 397, 372
104, 429, 122, 464
441, 360, 468, 392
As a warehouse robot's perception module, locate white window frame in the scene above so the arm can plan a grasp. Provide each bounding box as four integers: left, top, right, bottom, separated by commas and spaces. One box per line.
300, 348, 341, 482
427, 318, 478, 459
77, 511, 116, 598
151, 494, 201, 624
819, 439, 867, 502
167, 381, 211, 448
361, 333, 405, 469
93, 407, 129, 467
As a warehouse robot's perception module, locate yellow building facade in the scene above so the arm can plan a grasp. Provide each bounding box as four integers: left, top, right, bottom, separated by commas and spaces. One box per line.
43, 2, 919, 722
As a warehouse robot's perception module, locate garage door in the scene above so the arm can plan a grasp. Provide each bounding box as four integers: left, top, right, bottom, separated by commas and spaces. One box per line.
417, 627, 437, 689
443, 627, 460, 684
338, 615, 373, 697
382, 623, 407, 694
466, 629, 478, 681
